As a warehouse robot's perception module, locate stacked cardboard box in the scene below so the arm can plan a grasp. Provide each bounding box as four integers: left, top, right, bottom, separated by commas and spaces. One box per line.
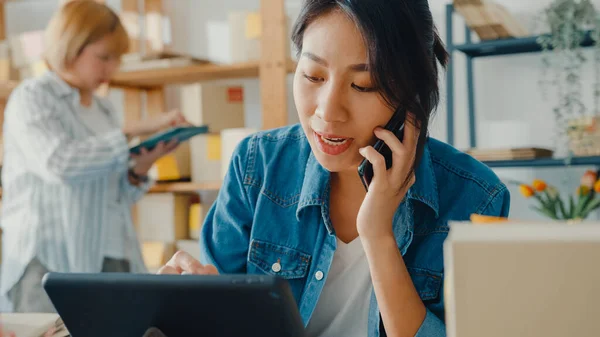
137, 193, 193, 271
9, 30, 48, 80
206, 11, 291, 64
453, 0, 528, 40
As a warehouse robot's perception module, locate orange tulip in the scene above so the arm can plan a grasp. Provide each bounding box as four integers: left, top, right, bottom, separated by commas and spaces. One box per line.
532, 179, 547, 192
581, 170, 597, 188
519, 185, 535, 198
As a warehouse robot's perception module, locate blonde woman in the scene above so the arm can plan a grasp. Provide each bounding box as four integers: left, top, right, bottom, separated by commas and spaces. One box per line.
0, 0, 184, 312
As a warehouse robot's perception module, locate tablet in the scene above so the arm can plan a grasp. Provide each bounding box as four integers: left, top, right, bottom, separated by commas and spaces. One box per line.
129, 126, 209, 154
42, 273, 305, 337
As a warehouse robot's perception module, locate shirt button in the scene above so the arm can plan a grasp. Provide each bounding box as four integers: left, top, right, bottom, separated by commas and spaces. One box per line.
315, 270, 324, 281
271, 262, 282, 273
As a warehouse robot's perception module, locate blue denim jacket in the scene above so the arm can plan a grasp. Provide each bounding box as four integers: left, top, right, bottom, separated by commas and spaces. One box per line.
199, 124, 510, 337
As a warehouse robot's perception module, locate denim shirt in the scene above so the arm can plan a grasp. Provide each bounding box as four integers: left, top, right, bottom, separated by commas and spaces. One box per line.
199, 124, 510, 337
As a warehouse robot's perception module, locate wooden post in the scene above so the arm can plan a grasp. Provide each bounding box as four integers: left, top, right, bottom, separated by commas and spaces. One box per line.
121, 0, 141, 54
146, 87, 166, 117
124, 88, 143, 124
259, 0, 288, 130
0, 2, 5, 42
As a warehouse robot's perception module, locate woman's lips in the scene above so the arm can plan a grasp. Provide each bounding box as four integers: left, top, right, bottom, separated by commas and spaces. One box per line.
313, 131, 354, 156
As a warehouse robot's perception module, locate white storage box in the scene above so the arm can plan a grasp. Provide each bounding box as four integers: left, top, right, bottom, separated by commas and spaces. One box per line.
136, 193, 192, 242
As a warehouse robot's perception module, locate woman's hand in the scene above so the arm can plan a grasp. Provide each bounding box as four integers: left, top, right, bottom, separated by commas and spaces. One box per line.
157, 251, 219, 275
123, 109, 190, 138
0, 323, 15, 337
130, 140, 179, 176
356, 113, 420, 240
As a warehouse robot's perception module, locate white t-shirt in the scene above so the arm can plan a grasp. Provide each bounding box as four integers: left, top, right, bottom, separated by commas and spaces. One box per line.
305, 236, 374, 337
77, 99, 126, 259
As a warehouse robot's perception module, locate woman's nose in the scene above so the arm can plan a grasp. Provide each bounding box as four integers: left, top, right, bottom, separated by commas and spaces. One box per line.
315, 83, 348, 123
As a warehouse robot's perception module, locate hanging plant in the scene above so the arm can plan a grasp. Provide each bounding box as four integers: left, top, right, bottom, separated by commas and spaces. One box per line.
535, 0, 600, 155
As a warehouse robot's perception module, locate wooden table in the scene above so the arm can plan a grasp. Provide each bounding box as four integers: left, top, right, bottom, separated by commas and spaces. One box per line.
0, 313, 67, 337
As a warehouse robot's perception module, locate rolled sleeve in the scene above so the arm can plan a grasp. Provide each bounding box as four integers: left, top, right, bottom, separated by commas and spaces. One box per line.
120, 169, 154, 204
415, 309, 446, 337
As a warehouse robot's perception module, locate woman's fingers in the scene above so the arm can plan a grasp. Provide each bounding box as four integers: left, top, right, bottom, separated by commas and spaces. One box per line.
402, 112, 420, 155
156, 265, 180, 275
168, 251, 202, 273
359, 146, 387, 184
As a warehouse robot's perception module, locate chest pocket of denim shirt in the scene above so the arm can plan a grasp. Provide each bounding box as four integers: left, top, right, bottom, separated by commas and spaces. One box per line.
248, 239, 311, 279
407, 267, 443, 301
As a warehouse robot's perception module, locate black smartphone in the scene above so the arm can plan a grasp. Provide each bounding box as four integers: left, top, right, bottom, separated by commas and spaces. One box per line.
357, 107, 407, 191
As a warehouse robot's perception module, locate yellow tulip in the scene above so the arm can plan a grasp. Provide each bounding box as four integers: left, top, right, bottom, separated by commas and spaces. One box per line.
519, 185, 535, 198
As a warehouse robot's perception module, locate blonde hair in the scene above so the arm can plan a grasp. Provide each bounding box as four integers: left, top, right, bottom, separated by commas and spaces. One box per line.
44, 0, 129, 71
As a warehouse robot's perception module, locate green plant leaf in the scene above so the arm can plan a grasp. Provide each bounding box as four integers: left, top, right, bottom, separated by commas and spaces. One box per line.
580, 197, 600, 219
569, 195, 576, 218
574, 193, 593, 218
557, 196, 569, 219
530, 205, 558, 219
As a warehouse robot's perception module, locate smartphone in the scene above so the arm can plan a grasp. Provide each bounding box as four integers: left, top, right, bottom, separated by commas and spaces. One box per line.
357, 107, 407, 191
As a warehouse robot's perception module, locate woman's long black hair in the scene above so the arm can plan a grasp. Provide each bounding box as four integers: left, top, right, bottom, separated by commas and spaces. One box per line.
292, 0, 449, 180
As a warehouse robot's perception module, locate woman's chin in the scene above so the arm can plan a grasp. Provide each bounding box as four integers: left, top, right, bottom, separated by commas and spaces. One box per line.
312, 150, 362, 174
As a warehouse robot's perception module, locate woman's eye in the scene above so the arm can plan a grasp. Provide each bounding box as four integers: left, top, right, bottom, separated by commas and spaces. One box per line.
303, 74, 323, 83
351, 83, 375, 92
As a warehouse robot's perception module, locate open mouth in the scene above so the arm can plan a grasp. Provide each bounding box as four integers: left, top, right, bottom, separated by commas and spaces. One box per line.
312, 131, 354, 156
319, 134, 350, 146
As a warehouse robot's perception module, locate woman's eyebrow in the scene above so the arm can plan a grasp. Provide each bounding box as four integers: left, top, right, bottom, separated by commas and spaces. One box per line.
302, 51, 368, 72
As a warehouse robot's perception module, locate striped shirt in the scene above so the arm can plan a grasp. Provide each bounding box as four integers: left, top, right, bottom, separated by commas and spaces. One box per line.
0, 71, 149, 303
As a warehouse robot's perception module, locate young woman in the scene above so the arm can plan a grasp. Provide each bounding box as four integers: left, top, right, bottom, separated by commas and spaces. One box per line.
158, 0, 510, 336
0, 0, 186, 312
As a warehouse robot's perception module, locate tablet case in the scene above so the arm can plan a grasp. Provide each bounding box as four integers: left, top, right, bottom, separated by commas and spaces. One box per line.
129, 126, 209, 154
42, 272, 305, 337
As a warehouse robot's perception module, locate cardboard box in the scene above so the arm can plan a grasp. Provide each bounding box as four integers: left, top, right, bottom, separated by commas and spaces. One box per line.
149, 142, 191, 181
18, 60, 48, 80
9, 31, 45, 69
0, 41, 19, 81
180, 83, 245, 133
190, 134, 222, 184
220, 128, 258, 180
142, 241, 176, 272
176, 240, 201, 261
188, 191, 218, 240
205, 12, 290, 64
136, 193, 192, 242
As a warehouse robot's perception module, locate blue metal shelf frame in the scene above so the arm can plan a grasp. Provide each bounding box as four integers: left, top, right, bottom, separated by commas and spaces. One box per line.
445, 3, 600, 168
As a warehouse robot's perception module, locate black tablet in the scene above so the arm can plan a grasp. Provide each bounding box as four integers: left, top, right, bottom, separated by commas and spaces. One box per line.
42, 272, 305, 337
129, 126, 209, 154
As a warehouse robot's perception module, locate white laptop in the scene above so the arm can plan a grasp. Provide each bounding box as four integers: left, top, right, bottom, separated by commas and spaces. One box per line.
444, 221, 600, 337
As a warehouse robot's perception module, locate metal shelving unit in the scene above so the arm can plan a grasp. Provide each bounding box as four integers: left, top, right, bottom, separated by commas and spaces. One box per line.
445, 3, 600, 168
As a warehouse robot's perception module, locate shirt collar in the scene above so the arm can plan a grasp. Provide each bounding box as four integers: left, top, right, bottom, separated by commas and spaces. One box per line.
43, 70, 77, 98
296, 141, 440, 219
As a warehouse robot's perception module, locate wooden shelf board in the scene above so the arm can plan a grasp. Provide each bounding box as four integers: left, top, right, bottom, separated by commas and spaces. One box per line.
0, 60, 298, 99
111, 59, 297, 88
148, 182, 221, 193
0, 80, 19, 101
